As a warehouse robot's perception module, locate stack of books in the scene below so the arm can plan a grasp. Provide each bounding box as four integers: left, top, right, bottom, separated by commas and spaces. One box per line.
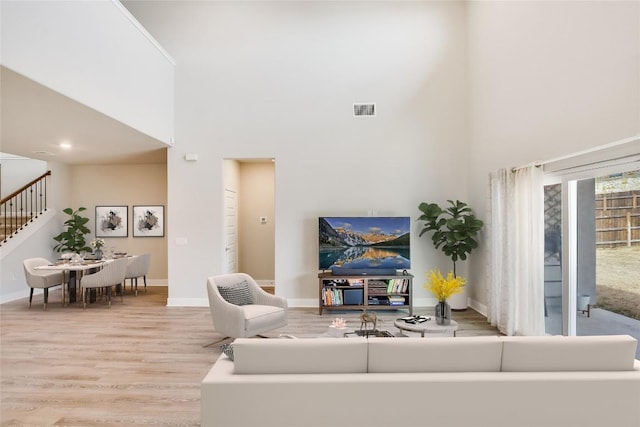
368, 280, 389, 296
388, 295, 406, 306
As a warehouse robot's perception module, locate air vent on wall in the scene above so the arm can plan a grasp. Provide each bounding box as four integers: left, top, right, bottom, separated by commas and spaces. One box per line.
353, 103, 376, 117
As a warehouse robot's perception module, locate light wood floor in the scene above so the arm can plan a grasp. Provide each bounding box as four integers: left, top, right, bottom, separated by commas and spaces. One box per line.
1, 286, 499, 426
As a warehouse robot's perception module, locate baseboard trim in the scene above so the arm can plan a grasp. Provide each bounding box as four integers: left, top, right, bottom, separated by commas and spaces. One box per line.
166, 297, 208, 307
468, 298, 488, 317
146, 279, 168, 286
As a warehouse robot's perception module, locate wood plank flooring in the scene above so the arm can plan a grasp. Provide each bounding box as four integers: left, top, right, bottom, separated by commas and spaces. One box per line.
1, 286, 499, 426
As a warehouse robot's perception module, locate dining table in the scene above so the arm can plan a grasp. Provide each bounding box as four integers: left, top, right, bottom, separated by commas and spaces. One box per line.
34, 258, 114, 304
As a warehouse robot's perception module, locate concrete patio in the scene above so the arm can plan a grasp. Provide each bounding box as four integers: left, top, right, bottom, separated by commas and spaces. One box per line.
546, 297, 640, 359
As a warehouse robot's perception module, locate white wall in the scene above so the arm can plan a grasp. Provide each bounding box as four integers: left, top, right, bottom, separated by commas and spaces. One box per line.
0, 154, 47, 198
466, 1, 640, 311
126, 0, 639, 309
126, 1, 469, 306
1, 0, 175, 144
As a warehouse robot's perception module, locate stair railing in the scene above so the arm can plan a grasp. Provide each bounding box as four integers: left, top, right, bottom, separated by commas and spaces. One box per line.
0, 171, 52, 245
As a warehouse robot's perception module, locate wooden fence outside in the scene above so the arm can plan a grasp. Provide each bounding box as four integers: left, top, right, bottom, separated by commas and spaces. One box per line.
596, 190, 640, 247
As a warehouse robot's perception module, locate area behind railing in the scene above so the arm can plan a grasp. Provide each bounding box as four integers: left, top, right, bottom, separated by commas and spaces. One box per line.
0, 171, 51, 246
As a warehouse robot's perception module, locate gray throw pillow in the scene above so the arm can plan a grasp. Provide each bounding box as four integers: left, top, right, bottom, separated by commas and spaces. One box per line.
217, 281, 253, 306
220, 343, 234, 361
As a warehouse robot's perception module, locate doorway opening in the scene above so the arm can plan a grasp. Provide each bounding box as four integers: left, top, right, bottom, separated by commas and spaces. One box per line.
223, 158, 276, 292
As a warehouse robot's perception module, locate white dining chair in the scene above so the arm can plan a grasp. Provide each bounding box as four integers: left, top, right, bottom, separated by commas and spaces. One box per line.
23, 258, 65, 310
125, 254, 151, 296
80, 258, 128, 309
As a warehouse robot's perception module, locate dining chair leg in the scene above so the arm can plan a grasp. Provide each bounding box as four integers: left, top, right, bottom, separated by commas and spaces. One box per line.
134, 278, 138, 296
29, 288, 34, 308
62, 271, 67, 306
143, 275, 147, 292
107, 286, 112, 308
43, 288, 49, 311
82, 288, 87, 310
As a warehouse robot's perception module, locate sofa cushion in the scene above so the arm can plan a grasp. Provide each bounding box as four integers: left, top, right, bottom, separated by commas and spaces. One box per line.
218, 281, 252, 305
500, 335, 638, 372
368, 336, 504, 373
233, 337, 368, 374
243, 304, 287, 331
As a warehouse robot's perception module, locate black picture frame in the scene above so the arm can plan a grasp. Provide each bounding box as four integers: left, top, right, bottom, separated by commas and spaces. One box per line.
95, 206, 128, 237
133, 205, 164, 237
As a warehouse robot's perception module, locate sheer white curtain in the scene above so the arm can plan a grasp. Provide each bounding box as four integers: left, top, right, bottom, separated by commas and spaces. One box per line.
487, 166, 545, 336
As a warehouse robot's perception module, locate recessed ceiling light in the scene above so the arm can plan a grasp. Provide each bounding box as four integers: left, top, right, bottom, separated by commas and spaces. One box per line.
59, 142, 72, 149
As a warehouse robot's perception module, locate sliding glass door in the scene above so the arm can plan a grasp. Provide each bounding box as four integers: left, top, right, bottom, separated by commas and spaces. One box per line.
543, 182, 562, 335
544, 167, 639, 349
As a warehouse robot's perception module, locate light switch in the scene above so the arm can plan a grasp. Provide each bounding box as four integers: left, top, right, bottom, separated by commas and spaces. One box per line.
260, 216, 267, 224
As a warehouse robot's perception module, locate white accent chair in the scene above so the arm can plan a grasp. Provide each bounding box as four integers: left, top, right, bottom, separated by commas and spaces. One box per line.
80, 258, 128, 309
125, 253, 151, 296
23, 258, 65, 310
206, 273, 288, 345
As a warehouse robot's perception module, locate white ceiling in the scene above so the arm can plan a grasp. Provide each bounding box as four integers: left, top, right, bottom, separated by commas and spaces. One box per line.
0, 66, 168, 165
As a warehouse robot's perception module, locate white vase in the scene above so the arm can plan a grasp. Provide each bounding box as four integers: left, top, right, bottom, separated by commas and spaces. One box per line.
328, 325, 348, 337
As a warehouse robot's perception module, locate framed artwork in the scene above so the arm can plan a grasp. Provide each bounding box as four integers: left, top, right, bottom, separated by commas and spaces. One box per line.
133, 205, 164, 237
95, 206, 128, 237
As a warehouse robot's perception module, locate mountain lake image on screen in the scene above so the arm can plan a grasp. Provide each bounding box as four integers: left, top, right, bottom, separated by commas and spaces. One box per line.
318, 216, 410, 274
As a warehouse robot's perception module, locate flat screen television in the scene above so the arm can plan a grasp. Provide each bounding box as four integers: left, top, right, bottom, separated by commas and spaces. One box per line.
319, 216, 410, 275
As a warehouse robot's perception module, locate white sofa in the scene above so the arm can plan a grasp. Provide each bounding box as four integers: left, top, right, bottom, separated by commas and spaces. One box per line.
201, 335, 640, 427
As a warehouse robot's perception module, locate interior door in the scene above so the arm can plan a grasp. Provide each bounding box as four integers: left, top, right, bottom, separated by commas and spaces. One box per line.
223, 188, 238, 274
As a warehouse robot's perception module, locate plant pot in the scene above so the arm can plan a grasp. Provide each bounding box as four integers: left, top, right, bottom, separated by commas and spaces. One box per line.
448, 288, 468, 310
435, 301, 451, 325
577, 294, 590, 311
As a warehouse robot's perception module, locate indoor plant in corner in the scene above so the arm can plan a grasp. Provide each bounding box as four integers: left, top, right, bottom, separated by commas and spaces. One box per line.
53, 207, 92, 256
417, 199, 483, 310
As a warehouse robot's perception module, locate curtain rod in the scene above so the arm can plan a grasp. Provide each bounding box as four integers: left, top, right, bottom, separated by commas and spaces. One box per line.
510, 134, 640, 173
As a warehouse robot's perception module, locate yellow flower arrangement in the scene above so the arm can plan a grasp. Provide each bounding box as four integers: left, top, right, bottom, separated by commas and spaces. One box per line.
425, 269, 466, 302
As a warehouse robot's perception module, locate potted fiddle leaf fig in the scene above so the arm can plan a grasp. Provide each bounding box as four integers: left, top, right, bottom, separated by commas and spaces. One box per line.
53, 207, 92, 254
417, 200, 483, 277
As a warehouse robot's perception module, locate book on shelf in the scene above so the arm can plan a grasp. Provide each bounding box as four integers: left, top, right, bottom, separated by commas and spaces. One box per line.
386, 278, 410, 294
388, 295, 406, 306
368, 297, 390, 305
323, 287, 344, 306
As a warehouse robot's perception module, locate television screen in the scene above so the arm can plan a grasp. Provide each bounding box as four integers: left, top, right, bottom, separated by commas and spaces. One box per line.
319, 216, 410, 273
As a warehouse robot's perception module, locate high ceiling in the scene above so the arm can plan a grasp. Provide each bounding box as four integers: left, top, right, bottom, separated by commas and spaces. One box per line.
0, 66, 168, 165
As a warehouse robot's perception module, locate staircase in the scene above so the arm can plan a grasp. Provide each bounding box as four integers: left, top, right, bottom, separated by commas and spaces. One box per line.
0, 171, 51, 246
0, 214, 34, 243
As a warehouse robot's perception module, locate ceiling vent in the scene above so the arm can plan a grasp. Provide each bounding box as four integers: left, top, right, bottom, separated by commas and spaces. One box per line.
32, 150, 55, 156
353, 103, 376, 117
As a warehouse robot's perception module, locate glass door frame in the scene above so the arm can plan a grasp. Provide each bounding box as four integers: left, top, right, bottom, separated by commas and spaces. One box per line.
546, 158, 640, 335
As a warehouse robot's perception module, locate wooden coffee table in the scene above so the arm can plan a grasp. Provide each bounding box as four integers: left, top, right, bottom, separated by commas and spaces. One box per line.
394, 318, 458, 337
